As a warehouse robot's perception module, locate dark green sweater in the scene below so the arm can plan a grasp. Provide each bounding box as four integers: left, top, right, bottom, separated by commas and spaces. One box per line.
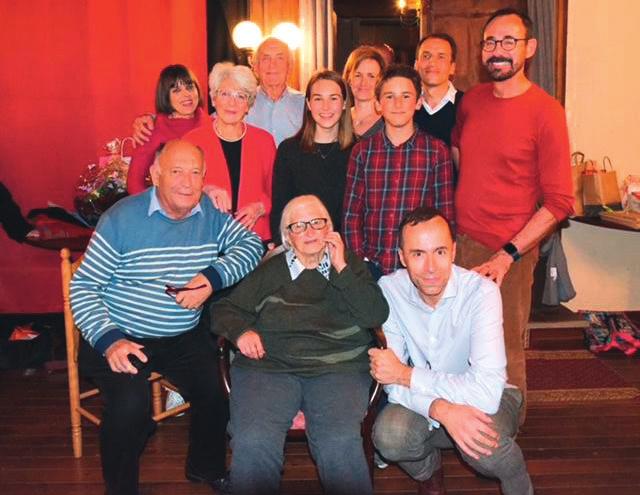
212, 250, 389, 376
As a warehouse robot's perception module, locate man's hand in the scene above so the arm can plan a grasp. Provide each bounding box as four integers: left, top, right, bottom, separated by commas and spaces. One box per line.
430, 399, 499, 460
132, 114, 155, 147
236, 330, 266, 360
472, 251, 513, 287
368, 348, 412, 386
105, 339, 147, 374
235, 202, 264, 230
175, 273, 213, 309
203, 185, 232, 213
325, 231, 347, 273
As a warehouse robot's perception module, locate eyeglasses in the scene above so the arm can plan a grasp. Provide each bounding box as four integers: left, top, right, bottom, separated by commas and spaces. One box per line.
481, 37, 529, 52
286, 217, 328, 234
164, 284, 207, 297
215, 90, 249, 103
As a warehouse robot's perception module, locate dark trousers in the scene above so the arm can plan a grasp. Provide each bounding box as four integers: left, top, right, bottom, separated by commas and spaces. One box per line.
79, 328, 228, 495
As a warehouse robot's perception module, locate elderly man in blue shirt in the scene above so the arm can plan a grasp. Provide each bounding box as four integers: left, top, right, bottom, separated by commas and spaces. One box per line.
369, 206, 533, 495
71, 140, 263, 495
246, 37, 305, 146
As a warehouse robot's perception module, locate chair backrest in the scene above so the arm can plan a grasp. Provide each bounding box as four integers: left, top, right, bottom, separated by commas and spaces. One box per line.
60, 248, 84, 367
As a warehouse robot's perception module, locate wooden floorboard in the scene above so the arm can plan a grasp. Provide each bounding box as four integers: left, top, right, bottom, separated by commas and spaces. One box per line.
1, 324, 639, 494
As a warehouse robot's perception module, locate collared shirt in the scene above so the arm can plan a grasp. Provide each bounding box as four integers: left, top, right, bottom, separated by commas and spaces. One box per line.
378, 265, 507, 427
343, 127, 455, 275
285, 249, 331, 281
147, 186, 202, 219
421, 81, 458, 115
246, 86, 305, 146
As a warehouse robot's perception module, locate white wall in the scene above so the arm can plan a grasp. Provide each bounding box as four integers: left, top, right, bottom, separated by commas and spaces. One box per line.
565, 0, 640, 183
563, 0, 639, 312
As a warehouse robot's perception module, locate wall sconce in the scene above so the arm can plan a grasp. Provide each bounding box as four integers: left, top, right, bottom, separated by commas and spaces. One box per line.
232, 21, 262, 66
232, 20, 303, 55
272, 22, 303, 50
232, 21, 263, 51
397, 0, 422, 28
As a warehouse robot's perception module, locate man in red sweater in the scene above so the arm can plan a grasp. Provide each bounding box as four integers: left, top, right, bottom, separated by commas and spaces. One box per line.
452, 8, 573, 425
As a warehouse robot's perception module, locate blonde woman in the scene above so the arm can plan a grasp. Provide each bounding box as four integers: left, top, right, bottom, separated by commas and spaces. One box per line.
343, 46, 386, 139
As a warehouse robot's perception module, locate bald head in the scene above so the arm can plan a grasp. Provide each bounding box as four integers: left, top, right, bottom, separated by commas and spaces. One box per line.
150, 139, 205, 220
156, 139, 204, 169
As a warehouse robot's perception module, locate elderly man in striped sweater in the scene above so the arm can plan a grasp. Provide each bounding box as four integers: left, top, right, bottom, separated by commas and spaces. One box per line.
71, 139, 262, 495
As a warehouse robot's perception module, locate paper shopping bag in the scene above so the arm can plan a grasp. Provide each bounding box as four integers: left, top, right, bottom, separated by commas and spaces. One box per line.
582, 156, 622, 216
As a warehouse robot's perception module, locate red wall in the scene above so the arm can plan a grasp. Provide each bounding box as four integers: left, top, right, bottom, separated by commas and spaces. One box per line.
0, 0, 207, 313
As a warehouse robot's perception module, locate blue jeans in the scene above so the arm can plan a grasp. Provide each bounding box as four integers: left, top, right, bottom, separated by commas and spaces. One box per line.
373, 388, 533, 495
229, 366, 373, 495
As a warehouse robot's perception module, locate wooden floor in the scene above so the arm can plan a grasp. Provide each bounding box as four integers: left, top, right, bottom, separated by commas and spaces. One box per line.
1, 326, 639, 495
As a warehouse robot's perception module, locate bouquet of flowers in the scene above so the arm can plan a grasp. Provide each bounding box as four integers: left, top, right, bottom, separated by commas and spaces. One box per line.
74, 138, 133, 226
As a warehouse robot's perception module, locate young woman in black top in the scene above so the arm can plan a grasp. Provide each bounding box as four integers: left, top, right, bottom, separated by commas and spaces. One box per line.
271, 71, 354, 244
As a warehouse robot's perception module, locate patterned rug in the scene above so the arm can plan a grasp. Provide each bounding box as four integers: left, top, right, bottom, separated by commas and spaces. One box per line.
526, 349, 640, 403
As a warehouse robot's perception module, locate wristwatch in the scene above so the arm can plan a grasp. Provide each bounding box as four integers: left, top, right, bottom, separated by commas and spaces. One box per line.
502, 242, 521, 262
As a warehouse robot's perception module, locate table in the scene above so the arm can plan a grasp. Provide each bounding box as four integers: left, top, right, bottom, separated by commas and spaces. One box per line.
562, 217, 640, 312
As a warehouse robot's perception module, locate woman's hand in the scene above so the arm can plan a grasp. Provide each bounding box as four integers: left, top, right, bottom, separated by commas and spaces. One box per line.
203, 185, 232, 213
236, 330, 266, 360
235, 202, 264, 230
325, 231, 347, 273
132, 114, 155, 147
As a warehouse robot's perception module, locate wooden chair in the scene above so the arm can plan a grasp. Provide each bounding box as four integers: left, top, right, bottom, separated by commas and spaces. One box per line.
60, 248, 191, 458
217, 328, 387, 482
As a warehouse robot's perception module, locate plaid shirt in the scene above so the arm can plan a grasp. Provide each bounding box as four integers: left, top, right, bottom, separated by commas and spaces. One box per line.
343, 128, 454, 275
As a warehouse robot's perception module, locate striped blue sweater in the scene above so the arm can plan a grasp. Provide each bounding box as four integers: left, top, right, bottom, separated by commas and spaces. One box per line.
70, 188, 263, 353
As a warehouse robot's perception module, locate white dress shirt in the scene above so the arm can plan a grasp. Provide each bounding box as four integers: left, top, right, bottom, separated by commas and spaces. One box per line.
378, 265, 507, 427
421, 81, 458, 115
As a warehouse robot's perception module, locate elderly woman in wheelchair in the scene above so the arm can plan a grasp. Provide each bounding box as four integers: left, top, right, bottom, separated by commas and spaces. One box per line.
213, 194, 389, 495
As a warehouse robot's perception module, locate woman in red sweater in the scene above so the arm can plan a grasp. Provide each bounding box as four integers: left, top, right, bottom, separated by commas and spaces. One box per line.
185, 62, 276, 242
127, 64, 207, 194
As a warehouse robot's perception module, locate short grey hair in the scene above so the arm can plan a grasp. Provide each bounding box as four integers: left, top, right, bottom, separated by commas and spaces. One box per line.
208, 62, 258, 107
279, 195, 333, 250
252, 37, 293, 77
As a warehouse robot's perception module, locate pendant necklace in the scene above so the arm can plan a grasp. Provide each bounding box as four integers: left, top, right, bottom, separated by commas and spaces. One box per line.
315, 142, 337, 160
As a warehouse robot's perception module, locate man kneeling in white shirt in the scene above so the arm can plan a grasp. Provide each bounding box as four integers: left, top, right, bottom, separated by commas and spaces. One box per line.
369, 206, 533, 495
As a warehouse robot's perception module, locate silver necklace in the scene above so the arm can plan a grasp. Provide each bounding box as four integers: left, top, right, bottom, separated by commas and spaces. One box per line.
214, 119, 247, 142
315, 142, 337, 160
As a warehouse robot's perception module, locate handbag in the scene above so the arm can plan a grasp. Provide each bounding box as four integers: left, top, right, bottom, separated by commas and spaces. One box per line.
582, 156, 622, 217
570, 152, 587, 216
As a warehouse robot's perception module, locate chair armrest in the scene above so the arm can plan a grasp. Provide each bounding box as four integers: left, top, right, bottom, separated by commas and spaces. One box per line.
372, 327, 387, 350
368, 326, 386, 408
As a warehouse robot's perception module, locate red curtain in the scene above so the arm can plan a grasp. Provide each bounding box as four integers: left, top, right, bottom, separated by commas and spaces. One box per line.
0, 0, 207, 313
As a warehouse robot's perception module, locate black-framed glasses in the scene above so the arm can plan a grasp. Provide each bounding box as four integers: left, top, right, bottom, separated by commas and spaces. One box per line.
164, 284, 207, 297
286, 217, 328, 234
481, 37, 529, 52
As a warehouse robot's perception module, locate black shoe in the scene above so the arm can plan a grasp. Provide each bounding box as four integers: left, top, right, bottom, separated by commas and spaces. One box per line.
185, 465, 231, 494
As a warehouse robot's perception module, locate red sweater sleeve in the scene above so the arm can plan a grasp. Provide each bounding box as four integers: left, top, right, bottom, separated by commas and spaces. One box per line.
127, 130, 161, 194
127, 110, 208, 195
259, 133, 276, 216
536, 101, 574, 221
